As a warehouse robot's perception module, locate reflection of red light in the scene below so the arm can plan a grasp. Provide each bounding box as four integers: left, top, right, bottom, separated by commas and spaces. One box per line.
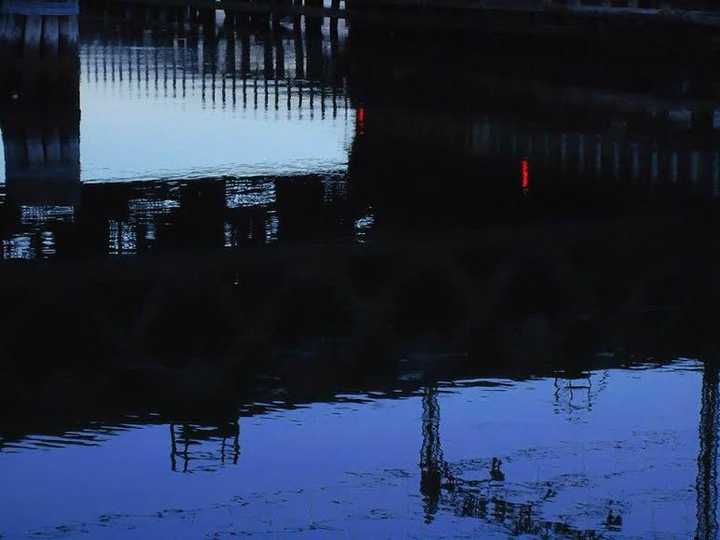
357, 107, 365, 135
521, 159, 529, 191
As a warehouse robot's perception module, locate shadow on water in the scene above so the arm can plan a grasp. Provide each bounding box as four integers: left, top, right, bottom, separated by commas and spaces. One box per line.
2, 0, 720, 538
0, 0, 719, 256
0, 359, 718, 538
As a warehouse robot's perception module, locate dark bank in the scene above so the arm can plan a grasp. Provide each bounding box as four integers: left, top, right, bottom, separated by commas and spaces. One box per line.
1, 0, 720, 538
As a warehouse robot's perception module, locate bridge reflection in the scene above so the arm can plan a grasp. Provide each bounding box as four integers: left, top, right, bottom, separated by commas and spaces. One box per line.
419, 362, 720, 538
0, 353, 714, 535
78, 0, 349, 109
1, 0, 720, 260
170, 420, 240, 473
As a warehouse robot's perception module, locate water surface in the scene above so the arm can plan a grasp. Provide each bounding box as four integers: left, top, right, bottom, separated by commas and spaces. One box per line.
2, 6, 720, 259
0, 359, 711, 538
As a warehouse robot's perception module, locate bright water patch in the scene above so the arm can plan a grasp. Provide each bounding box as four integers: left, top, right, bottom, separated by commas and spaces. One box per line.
79, 75, 354, 183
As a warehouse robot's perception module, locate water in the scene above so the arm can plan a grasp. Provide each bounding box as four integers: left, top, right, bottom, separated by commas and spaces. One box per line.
3, 3, 720, 539
77, 43, 353, 182
0, 359, 710, 538
1, 4, 720, 258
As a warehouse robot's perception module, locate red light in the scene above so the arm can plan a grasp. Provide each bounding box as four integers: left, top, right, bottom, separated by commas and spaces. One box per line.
521, 159, 529, 192
357, 107, 365, 135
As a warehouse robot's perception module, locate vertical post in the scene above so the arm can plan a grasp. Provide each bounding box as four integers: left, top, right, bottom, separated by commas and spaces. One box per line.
275, 26, 285, 80
696, 364, 719, 540
420, 385, 444, 524
305, 0, 324, 80
330, 0, 340, 39
293, 11, 305, 79
264, 31, 274, 80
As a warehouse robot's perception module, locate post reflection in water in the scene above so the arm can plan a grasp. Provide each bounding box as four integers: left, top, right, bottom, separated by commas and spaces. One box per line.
697, 363, 719, 540
0, 359, 714, 537
419, 384, 447, 523
0, 1, 720, 258
418, 382, 608, 538
169, 420, 240, 473
2, 2, 720, 539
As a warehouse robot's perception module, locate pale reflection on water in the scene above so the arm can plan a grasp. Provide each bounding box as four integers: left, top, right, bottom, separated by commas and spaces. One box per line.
2, 3, 720, 259
0, 360, 709, 539
79, 77, 353, 183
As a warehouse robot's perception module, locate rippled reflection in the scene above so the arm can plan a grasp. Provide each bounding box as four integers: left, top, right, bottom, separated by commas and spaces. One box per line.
3, 3, 720, 539
1, 1, 720, 259
0, 359, 713, 538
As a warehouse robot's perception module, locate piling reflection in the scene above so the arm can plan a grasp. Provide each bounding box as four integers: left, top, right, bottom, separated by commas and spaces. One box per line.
418, 383, 606, 538
79, 0, 347, 105
697, 363, 719, 540
0, 0, 81, 212
4, 358, 708, 537
0, 3, 719, 257
0, 0, 80, 101
169, 420, 240, 473
1, 4, 720, 537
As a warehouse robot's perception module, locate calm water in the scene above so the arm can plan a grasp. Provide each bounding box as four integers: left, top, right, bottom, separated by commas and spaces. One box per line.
3, 4, 720, 539
1, 4, 720, 258
0, 359, 713, 539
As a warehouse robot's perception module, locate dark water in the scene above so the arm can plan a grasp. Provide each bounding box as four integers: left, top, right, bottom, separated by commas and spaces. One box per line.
1, 3, 720, 258
0, 359, 714, 539
3, 3, 720, 539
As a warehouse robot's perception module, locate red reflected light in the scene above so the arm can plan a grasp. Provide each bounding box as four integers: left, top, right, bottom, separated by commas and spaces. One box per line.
357, 107, 365, 135
521, 159, 529, 192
